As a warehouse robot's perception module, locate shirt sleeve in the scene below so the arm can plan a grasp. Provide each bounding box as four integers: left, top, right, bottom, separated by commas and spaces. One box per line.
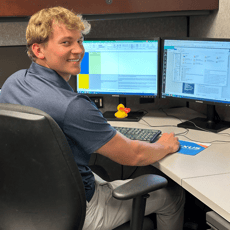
63, 95, 116, 154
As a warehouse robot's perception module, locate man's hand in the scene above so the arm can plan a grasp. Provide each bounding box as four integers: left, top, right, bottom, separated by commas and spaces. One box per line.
156, 132, 180, 154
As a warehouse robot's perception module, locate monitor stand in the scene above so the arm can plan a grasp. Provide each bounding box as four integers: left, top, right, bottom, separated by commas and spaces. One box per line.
177, 104, 230, 133
103, 97, 145, 122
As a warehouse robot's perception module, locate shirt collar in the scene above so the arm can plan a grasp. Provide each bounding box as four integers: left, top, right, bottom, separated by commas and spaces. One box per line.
28, 61, 74, 92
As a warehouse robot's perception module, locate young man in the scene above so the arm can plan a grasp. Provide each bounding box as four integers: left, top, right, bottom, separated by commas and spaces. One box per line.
0, 6, 185, 230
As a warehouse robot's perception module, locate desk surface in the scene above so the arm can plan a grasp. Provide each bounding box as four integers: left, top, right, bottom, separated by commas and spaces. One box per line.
183, 173, 230, 224
109, 107, 230, 222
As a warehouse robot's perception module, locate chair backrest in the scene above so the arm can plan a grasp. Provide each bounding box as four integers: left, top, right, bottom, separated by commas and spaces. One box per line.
0, 103, 86, 230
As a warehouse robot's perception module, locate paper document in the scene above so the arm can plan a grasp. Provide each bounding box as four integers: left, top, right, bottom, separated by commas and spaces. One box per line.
178, 140, 211, 156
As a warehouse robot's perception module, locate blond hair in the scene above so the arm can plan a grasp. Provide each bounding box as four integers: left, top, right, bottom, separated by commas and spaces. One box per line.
26, 6, 91, 61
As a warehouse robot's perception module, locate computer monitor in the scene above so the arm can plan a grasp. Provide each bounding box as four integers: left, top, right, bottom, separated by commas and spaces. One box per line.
0, 45, 32, 88
77, 38, 160, 121
161, 38, 230, 132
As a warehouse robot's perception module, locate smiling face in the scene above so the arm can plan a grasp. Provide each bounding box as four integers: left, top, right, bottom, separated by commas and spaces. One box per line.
32, 22, 85, 81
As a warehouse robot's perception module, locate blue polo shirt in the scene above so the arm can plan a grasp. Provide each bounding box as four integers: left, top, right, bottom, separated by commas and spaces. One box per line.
0, 62, 116, 202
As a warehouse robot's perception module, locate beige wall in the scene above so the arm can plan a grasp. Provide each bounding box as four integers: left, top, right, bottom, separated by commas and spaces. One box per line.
190, 0, 230, 38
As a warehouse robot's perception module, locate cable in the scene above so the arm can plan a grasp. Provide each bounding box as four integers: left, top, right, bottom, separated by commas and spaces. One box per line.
185, 120, 214, 133
159, 108, 214, 133
141, 108, 189, 135
177, 133, 230, 144
159, 108, 184, 123
141, 108, 230, 145
141, 117, 178, 129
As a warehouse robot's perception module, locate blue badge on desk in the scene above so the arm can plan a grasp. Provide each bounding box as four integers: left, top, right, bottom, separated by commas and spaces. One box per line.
178, 140, 210, 156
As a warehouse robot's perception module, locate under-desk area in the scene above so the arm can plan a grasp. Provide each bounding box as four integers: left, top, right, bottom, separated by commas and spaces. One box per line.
107, 106, 230, 225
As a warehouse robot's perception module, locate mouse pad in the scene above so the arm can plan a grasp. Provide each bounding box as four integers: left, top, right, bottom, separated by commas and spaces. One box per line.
178, 140, 211, 156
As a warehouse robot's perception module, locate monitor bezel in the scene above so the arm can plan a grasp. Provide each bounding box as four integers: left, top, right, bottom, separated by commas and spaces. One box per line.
160, 37, 230, 108
77, 37, 161, 99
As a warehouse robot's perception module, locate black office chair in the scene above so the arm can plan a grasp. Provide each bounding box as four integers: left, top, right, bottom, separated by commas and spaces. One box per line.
0, 103, 168, 230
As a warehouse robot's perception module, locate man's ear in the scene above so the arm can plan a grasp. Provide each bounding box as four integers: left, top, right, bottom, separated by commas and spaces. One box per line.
31, 43, 45, 60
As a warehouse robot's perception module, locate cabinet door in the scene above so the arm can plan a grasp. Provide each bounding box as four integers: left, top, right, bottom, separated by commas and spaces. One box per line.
0, 0, 218, 17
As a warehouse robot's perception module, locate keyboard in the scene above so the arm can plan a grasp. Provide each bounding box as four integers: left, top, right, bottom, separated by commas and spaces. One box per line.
113, 126, 161, 142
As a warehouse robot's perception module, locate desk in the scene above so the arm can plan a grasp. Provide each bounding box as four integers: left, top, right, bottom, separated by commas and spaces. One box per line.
109, 107, 230, 223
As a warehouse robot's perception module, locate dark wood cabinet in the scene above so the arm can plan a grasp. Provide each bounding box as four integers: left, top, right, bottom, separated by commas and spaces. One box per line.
0, 0, 218, 17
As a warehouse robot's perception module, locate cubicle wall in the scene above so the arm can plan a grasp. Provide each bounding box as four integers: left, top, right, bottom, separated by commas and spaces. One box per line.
189, 0, 230, 121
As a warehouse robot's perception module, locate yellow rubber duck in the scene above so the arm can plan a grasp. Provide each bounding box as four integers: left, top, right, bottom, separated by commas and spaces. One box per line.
115, 104, 130, 119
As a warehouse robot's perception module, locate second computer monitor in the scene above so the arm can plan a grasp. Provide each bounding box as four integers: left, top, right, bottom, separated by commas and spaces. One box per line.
161, 38, 230, 132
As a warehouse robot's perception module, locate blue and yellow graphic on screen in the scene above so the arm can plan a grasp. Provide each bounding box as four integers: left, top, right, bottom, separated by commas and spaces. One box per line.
78, 52, 102, 90
78, 52, 89, 89
77, 40, 159, 96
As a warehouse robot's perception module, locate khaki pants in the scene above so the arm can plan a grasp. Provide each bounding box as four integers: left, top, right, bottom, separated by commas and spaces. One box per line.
83, 173, 185, 230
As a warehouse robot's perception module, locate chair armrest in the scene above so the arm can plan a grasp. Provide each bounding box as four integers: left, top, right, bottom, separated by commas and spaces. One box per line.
112, 174, 168, 200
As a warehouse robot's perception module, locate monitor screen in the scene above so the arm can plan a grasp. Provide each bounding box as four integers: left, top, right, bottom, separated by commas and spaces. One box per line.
77, 38, 160, 97
161, 38, 230, 106
161, 38, 230, 132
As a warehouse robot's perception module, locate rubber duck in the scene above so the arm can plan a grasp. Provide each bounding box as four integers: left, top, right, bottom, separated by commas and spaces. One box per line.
115, 104, 131, 119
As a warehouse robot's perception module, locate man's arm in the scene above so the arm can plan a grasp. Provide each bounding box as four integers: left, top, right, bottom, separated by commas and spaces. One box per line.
96, 132, 179, 166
